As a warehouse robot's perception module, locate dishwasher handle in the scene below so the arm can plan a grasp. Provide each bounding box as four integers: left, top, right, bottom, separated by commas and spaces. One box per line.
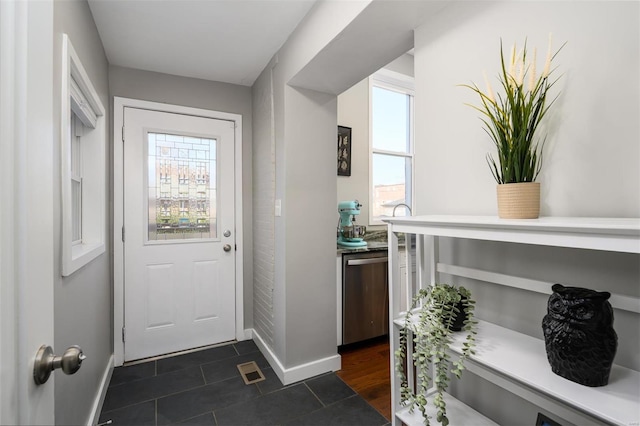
346, 257, 388, 266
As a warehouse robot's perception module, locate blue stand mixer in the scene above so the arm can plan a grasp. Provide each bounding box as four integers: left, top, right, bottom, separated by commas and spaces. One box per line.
337, 200, 367, 248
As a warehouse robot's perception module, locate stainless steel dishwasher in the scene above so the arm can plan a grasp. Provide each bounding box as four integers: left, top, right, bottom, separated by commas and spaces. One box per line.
342, 250, 389, 345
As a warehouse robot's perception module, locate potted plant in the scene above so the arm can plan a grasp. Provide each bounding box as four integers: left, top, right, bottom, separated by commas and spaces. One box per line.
462, 36, 565, 218
395, 284, 477, 426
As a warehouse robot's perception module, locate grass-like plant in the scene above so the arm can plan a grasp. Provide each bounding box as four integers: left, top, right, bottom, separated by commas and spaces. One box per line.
395, 284, 477, 426
462, 36, 565, 184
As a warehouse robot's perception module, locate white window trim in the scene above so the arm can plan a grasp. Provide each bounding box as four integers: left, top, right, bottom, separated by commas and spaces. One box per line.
61, 34, 105, 276
369, 70, 415, 225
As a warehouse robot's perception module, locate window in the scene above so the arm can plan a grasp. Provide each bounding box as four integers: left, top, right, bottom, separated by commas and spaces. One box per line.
370, 70, 414, 224
61, 34, 106, 276
70, 113, 83, 244
146, 133, 217, 241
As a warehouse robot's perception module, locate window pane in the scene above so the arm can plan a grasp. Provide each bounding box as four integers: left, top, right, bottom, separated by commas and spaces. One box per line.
71, 133, 81, 175
72, 178, 82, 242
147, 133, 217, 241
70, 112, 82, 243
372, 86, 410, 152
372, 153, 412, 218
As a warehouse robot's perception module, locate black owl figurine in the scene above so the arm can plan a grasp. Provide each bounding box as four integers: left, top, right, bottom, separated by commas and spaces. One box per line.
542, 283, 618, 387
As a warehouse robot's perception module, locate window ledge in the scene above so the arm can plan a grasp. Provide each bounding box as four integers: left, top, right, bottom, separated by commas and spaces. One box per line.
62, 242, 104, 276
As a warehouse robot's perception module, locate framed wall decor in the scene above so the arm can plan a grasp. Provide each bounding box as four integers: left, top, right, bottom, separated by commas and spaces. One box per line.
337, 125, 352, 176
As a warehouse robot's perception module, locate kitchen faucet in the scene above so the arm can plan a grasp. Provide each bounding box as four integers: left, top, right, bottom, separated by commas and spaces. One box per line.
392, 203, 412, 217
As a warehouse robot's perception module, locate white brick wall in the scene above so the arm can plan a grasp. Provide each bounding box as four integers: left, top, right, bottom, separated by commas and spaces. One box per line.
252, 79, 275, 347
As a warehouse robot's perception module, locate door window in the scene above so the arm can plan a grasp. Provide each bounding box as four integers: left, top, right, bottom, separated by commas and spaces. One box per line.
147, 132, 218, 241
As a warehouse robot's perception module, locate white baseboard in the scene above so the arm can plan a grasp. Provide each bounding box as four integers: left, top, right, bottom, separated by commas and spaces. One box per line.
242, 328, 253, 340
251, 328, 341, 386
86, 354, 114, 426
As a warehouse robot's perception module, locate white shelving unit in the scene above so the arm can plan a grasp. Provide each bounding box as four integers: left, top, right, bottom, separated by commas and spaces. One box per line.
386, 216, 640, 426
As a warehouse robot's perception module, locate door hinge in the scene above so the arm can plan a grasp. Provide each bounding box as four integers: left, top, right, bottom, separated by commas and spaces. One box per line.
122, 327, 126, 342
121, 126, 125, 142
122, 226, 125, 242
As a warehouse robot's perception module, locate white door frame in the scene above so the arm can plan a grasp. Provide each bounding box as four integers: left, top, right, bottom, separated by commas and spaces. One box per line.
0, 0, 55, 423
113, 97, 244, 366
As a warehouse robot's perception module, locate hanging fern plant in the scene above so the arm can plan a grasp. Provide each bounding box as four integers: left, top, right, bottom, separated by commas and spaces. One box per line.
395, 284, 477, 426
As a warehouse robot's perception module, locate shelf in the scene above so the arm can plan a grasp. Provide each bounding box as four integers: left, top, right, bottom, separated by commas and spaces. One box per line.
442, 320, 639, 425
385, 215, 640, 253
387, 216, 640, 425
395, 392, 498, 426
393, 318, 640, 425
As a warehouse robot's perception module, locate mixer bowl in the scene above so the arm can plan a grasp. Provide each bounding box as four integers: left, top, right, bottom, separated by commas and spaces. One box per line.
340, 225, 366, 240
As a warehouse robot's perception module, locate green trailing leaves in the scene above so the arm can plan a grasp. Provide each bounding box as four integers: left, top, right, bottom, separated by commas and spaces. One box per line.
395, 284, 477, 425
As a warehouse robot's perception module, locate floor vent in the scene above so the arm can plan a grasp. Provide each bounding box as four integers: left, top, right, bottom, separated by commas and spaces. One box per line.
237, 361, 266, 385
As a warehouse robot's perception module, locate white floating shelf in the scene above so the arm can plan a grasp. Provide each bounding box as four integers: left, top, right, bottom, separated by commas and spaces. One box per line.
396, 392, 498, 426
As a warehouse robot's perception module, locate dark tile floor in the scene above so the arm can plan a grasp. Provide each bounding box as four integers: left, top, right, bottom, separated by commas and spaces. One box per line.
99, 340, 389, 426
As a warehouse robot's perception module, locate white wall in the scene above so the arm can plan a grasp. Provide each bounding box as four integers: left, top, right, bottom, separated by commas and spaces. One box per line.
337, 78, 370, 224
414, 2, 639, 424
337, 54, 414, 229
252, 60, 276, 348
414, 1, 639, 217
52, 1, 111, 424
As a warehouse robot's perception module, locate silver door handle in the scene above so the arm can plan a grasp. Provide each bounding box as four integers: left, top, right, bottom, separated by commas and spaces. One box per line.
223, 244, 232, 252
346, 257, 388, 266
34, 345, 86, 385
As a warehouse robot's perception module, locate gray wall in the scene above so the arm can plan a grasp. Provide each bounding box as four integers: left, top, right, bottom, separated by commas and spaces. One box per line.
52, 1, 112, 424
282, 85, 338, 367
257, 60, 339, 369
414, 2, 639, 424
251, 0, 374, 372
109, 65, 255, 330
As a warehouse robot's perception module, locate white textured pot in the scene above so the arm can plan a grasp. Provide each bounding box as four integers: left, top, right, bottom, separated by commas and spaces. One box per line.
496, 182, 540, 219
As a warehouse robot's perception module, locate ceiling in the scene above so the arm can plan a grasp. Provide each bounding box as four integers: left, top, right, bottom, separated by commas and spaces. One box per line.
87, 0, 317, 87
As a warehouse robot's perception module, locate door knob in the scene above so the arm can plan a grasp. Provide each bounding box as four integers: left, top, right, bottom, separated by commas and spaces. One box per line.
33, 345, 86, 385
223, 244, 232, 252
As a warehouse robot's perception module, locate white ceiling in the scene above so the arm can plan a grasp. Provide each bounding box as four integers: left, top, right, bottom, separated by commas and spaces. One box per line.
87, 0, 317, 86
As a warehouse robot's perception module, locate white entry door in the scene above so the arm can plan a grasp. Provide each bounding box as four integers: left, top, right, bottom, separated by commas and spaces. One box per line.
123, 107, 236, 361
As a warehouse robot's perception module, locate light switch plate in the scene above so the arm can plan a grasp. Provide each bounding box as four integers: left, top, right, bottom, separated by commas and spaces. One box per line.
275, 199, 282, 216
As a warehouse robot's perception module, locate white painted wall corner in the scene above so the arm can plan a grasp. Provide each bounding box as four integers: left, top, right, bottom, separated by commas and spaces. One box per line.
251, 329, 341, 386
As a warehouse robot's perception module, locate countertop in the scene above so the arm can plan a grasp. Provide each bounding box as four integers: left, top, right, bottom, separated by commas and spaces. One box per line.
336, 240, 389, 255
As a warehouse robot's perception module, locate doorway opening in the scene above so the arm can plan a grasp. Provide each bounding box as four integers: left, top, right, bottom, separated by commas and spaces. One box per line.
337, 336, 391, 420
335, 52, 414, 423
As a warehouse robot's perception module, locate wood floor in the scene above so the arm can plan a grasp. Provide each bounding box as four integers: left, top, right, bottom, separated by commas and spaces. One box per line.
337, 337, 391, 421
